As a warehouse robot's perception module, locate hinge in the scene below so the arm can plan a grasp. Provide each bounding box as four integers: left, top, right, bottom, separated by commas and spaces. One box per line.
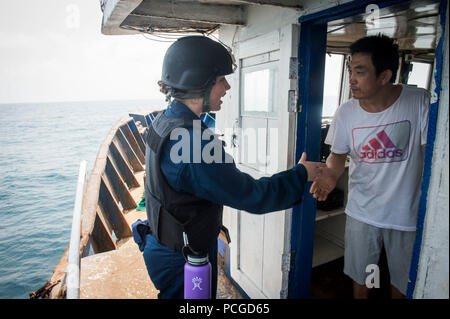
288, 89, 298, 112
288, 56, 299, 113
289, 57, 298, 80
280, 251, 293, 299
281, 252, 291, 272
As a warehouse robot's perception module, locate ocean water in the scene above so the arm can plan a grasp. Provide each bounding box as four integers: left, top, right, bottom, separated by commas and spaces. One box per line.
0, 100, 164, 298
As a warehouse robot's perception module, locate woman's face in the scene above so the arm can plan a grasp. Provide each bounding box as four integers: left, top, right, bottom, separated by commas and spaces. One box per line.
208, 76, 231, 112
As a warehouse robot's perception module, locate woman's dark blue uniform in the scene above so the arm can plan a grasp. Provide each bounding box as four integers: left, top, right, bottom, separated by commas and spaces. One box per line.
139, 100, 308, 299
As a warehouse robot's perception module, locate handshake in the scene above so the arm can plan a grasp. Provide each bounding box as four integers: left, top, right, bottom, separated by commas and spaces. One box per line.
298, 152, 341, 202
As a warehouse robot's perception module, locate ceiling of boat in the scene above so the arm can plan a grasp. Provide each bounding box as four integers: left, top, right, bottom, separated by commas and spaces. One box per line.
101, 0, 304, 35
101, 0, 441, 58
326, 0, 441, 61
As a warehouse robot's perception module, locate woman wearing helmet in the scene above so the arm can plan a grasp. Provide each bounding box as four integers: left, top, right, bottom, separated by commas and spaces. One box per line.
139, 36, 323, 299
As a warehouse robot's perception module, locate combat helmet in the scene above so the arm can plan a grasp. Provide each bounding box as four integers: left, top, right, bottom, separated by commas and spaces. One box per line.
161, 36, 235, 112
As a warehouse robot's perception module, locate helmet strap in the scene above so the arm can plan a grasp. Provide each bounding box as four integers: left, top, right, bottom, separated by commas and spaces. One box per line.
201, 86, 212, 113
201, 80, 216, 113
167, 87, 202, 99
166, 79, 216, 113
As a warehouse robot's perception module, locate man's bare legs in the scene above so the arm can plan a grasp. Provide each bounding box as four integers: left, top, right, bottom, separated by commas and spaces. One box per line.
390, 285, 405, 299
353, 281, 370, 299
352, 281, 405, 299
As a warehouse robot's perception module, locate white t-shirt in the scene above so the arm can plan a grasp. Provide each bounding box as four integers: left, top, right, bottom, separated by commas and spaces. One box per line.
325, 84, 430, 231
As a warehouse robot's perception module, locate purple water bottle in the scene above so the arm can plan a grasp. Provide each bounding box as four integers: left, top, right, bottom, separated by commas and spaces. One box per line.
183, 232, 211, 299
184, 254, 211, 299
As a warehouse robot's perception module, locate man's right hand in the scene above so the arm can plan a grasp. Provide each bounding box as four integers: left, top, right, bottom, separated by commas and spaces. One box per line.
310, 167, 338, 201
309, 152, 347, 201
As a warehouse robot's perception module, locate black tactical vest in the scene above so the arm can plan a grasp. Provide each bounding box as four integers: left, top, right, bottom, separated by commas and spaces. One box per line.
144, 111, 223, 255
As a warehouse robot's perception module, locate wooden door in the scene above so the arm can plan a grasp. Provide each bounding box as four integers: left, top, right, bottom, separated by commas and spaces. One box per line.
227, 25, 299, 299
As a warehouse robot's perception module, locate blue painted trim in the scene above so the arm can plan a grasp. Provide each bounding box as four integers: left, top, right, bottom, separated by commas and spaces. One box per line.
145, 115, 152, 127
299, 0, 409, 24
217, 236, 225, 256
288, 21, 327, 299
119, 125, 126, 135
200, 113, 216, 129
406, 0, 447, 299
127, 120, 137, 133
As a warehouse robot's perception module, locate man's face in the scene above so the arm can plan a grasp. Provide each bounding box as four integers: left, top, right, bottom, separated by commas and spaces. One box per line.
348, 53, 390, 100
209, 76, 230, 112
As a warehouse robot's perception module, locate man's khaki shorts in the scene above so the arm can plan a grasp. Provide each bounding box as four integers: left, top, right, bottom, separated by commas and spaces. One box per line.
343, 215, 416, 295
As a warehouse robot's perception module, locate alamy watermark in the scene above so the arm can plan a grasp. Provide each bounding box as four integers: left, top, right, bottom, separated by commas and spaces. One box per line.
66, 4, 80, 29
365, 264, 380, 288
365, 4, 380, 29
169, 120, 278, 170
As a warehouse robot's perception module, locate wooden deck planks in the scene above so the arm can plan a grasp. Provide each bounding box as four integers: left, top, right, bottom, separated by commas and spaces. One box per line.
80, 238, 158, 299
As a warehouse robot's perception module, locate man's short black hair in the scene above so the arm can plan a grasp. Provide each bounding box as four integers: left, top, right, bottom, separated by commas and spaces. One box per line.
350, 34, 399, 83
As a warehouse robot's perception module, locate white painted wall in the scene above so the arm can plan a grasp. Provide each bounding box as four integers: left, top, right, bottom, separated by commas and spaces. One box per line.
217, 4, 300, 236
413, 4, 449, 299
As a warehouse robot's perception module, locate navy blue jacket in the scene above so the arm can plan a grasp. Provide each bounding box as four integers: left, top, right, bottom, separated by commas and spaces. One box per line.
159, 100, 308, 214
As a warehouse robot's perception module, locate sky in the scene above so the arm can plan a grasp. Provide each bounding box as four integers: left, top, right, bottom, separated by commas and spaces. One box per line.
0, 0, 172, 103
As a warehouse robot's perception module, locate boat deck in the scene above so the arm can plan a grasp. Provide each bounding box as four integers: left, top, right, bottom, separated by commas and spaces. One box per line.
80, 236, 158, 298
78, 171, 243, 299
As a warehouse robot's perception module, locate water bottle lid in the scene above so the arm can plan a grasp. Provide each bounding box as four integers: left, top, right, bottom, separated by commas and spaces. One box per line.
187, 254, 209, 265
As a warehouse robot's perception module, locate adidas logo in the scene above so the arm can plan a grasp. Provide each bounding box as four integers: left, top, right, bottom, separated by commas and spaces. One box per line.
359, 130, 403, 159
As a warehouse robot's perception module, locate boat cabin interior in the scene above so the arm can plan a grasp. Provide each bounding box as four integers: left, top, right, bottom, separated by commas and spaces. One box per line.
304, 0, 441, 298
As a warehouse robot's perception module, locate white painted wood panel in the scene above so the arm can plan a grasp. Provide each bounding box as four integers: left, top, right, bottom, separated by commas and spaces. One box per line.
228, 24, 299, 299
414, 6, 449, 298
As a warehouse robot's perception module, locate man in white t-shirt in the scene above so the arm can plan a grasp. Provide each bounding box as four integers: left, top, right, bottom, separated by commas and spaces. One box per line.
311, 35, 430, 299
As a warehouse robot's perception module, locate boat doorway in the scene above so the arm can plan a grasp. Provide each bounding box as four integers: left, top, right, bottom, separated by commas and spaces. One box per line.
289, 0, 444, 298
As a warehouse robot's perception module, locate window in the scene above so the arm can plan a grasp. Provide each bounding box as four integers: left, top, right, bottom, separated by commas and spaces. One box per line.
407, 61, 432, 90
241, 62, 278, 116
322, 53, 345, 118
243, 69, 271, 112
239, 53, 279, 174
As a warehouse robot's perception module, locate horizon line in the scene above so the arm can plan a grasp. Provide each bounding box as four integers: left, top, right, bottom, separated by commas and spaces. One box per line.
0, 98, 166, 106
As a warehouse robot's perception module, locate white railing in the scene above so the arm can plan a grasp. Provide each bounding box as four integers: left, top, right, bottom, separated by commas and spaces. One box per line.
66, 160, 87, 299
